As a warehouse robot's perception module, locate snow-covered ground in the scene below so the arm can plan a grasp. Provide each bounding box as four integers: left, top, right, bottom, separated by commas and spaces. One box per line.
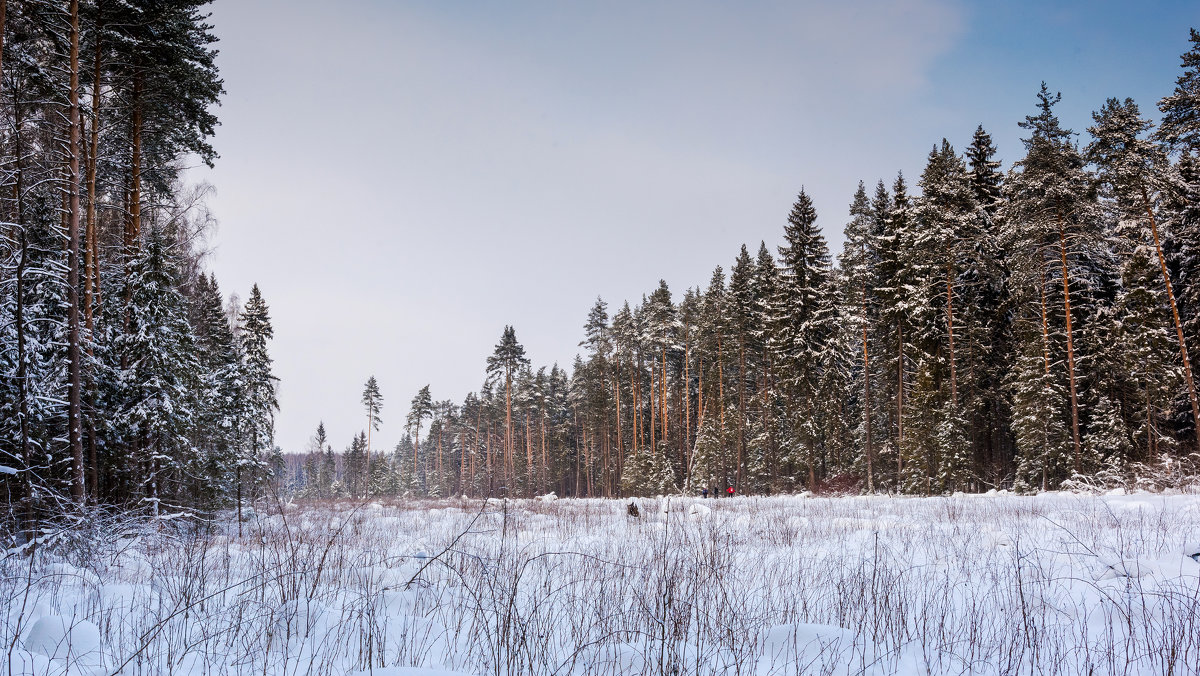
3, 491, 1199, 675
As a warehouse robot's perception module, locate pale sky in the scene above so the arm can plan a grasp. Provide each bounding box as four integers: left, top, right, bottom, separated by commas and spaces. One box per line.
194, 0, 1200, 456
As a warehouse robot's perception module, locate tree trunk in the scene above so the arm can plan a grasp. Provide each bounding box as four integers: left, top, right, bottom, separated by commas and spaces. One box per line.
0, 0, 7, 95
84, 9, 104, 331
632, 356, 640, 451
365, 408, 372, 496
738, 338, 746, 491
1040, 264, 1051, 375
1057, 214, 1083, 471
1140, 186, 1200, 452
126, 73, 142, 253
683, 335, 690, 460
947, 252, 958, 409
661, 348, 668, 446
650, 362, 657, 452
13, 98, 34, 536
505, 368, 513, 485
615, 354, 622, 483
525, 411, 533, 494
897, 323, 904, 479
412, 421, 421, 494
717, 334, 727, 485
67, 0, 86, 505
862, 294, 874, 492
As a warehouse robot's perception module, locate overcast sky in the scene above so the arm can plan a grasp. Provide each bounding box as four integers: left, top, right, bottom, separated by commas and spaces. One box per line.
194, 0, 1200, 457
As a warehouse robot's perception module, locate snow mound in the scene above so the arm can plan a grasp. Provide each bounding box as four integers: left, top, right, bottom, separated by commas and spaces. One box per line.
1183, 540, 1200, 562
1094, 557, 1159, 580
688, 503, 712, 522
23, 615, 103, 668
3, 649, 52, 676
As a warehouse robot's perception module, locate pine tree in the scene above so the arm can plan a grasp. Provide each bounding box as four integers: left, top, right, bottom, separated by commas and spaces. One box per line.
644, 281, 678, 458
106, 0, 223, 250
405, 385, 433, 492
361, 375, 383, 480
1165, 155, 1200, 444
1004, 83, 1101, 476
486, 326, 529, 490
1088, 97, 1200, 453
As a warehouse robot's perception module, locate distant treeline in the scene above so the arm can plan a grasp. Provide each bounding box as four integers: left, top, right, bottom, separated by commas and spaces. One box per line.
292, 31, 1200, 500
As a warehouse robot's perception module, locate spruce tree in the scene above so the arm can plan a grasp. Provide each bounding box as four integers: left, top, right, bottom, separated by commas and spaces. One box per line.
344, 433, 368, 498
915, 141, 978, 491
238, 285, 277, 517
189, 274, 242, 506
111, 227, 199, 516
698, 269, 730, 484
839, 183, 878, 490
752, 242, 781, 489
774, 189, 837, 487
728, 244, 759, 488
1158, 28, 1200, 155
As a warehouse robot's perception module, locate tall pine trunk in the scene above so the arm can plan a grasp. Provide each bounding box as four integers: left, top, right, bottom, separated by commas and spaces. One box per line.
13, 96, 34, 536
896, 323, 904, 479
67, 0, 86, 505
947, 252, 958, 408
738, 338, 747, 491
126, 73, 142, 253
861, 295, 874, 492
1057, 215, 1083, 470
84, 8, 103, 331
1139, 186, 1200, 451
505, 368, 512, 486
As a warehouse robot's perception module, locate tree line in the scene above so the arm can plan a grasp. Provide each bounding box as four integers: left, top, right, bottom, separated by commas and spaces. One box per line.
0, 1, 280, 535
296, 30, 1200, 500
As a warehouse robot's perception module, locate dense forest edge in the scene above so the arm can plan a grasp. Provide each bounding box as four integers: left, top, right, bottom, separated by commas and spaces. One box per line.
298, 30, 1200, 502
6, 8, 1200, 545
0, 1, 279, 544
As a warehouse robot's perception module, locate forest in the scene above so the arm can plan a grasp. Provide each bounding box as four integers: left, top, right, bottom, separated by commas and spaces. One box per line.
293, 30, 1200, 501
6, 5, 1200, 532
0, 0, 279, 536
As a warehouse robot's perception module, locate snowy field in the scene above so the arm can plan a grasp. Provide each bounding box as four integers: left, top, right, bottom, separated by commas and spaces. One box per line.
3, 491, 1199, 676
